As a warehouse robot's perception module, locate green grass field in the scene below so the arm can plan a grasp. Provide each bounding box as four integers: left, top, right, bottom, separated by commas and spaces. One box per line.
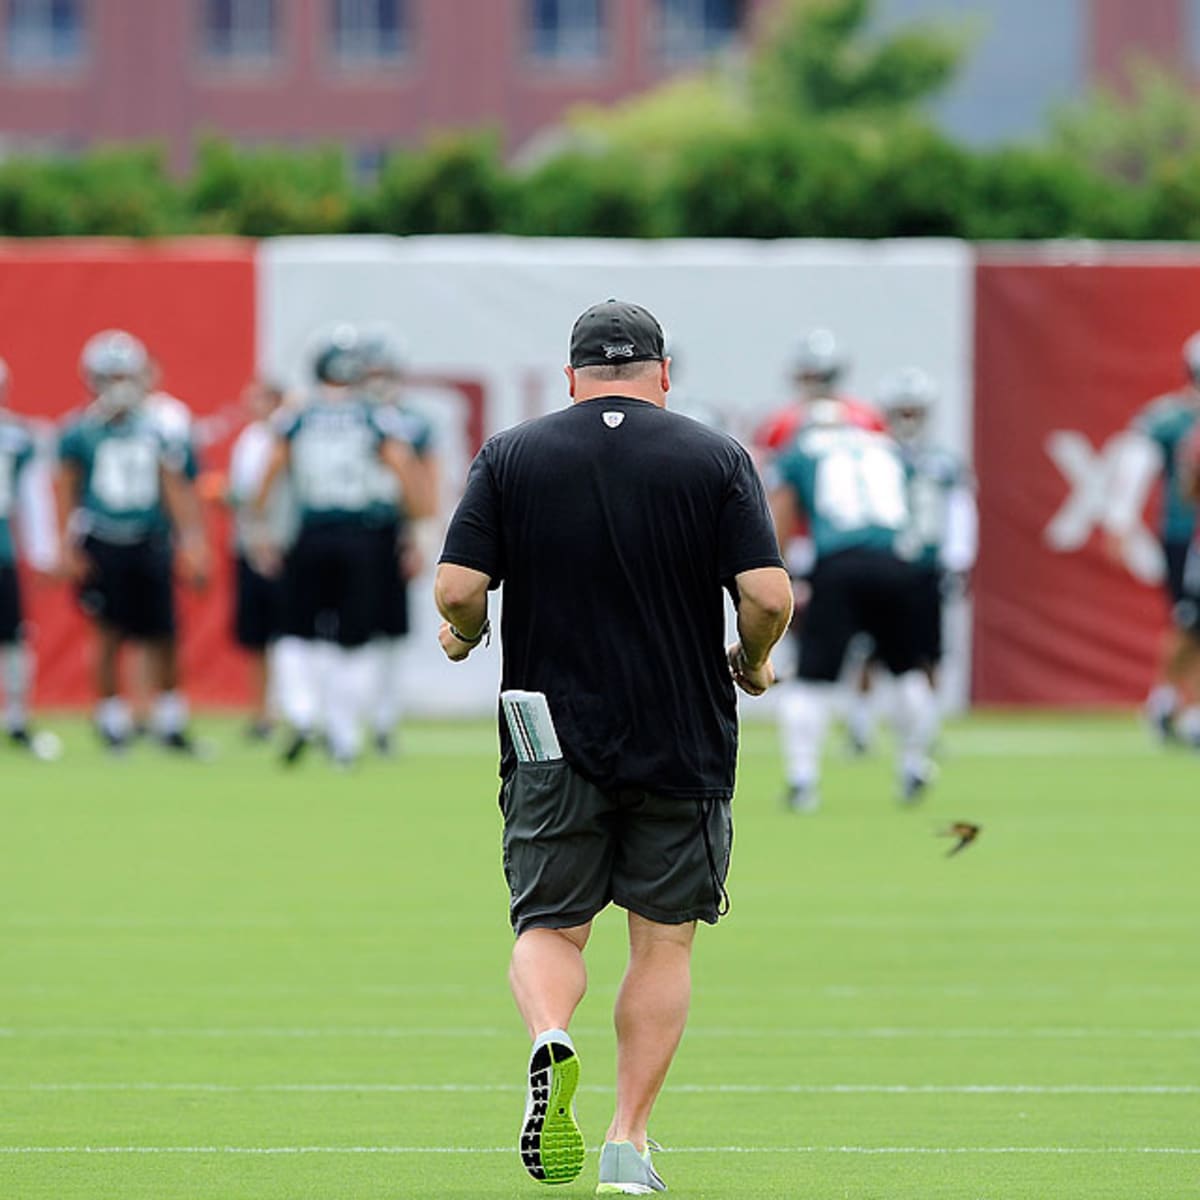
2, 712, 1198, 1199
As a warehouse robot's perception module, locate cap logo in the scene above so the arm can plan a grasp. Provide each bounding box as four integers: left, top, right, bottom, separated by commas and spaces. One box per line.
603, 342, 635, 359
603, 411, 625, 428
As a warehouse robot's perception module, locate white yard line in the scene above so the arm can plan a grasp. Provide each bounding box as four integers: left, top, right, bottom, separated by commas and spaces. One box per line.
1, 1145, 1197, 1156
3, 1025, 1200, 1040
6, 1082, 1199, 1095
3, 981, 1195, 999
5, 914, 1196, 931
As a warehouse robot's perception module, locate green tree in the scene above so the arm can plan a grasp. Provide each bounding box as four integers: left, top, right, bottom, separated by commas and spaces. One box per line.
188, 137, 352, 236
1049, 62, 1200, 187
0, 145, 179, 237
963, 146, 1139, 240
750, 0, 965, 117
373, 133, 508, 235
507, 152, 663, 238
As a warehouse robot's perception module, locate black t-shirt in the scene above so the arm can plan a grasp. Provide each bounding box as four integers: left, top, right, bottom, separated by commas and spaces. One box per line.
439, 396, 784, 800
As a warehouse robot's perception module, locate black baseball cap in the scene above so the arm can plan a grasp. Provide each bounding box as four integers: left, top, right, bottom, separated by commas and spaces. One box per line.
569, 300, 665, 369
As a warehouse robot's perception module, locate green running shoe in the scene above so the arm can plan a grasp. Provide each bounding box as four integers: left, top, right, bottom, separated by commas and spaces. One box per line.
520, 1031, 585, 1185
596, 1140, 667, 1194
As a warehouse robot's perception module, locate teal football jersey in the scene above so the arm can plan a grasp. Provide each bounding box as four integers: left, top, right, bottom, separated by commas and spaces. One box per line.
364, 403, 435, 526
772, 423, 908, 560
278, 396, 390, 527
58, 408, 169, 543
896, 445, 971, 568
0, 415, 36, 564
1134, 391, 1200, 543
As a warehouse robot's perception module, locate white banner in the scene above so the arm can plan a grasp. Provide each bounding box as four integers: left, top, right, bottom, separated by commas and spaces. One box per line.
258, 236, 974, 715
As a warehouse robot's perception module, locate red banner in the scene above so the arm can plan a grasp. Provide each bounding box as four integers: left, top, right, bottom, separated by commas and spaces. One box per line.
0, 240, 257, 707
972, 253, 1200, 704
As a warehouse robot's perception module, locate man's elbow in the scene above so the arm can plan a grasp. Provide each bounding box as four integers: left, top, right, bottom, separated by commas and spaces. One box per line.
756, 589, 794, 630
434, 565, 487, 616
747, 572, 794, 625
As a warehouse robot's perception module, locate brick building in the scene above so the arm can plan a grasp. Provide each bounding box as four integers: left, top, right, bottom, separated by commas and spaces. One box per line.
0, 0, 1196, 169
0, 0, 771, 170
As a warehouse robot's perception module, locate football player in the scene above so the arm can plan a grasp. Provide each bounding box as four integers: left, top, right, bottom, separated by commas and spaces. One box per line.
133, 361, 206, 740
753, 328, 884, 459
226, 377, 294, 739
846, 367, 977, 749
359, 326, 438, 756
255, 325, 434, 767
767, 399, 937, 811
0, 359, 60, 756
1108, 333, 1200, 740
54, 331, 210, 752
754, 330, 885, 725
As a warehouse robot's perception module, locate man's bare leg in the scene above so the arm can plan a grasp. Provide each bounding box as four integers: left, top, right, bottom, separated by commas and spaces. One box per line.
606, 913, 696, 1152
511, 924, 591, 1185
95, 624, 121, 698
247, 649, 270, 729
509, 923, 591, 1037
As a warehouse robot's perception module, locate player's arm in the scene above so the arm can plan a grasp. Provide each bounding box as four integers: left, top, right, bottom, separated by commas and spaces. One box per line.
15, 450, 60, 575
52, 457, 89, 583
434, 563, 490, 662
401, 449, 442, 578
729, 566, 792, 695
252, 438, 290, 516
768, 482, 803, 554
1104, 429, 1162, 542
160, 463, 211, 588
379, 437, 435, 519
941, 482, 978, 576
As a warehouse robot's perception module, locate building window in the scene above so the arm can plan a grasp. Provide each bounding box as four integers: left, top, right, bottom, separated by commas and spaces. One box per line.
528, 0, 606, 63
332, 0, 406, 61
201, 0, 278, 61
657, 0, 741, 61
4, 0, 85, 71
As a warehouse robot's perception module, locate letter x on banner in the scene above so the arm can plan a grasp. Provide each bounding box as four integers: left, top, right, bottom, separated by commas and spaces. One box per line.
972, 255, 1200, 705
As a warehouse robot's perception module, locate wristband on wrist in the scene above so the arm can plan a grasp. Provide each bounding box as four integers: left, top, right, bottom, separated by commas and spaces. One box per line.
450, 618, 491, 647
734, 644, 763, 674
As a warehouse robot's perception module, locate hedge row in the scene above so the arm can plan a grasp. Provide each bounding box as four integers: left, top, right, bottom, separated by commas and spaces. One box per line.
0, 126, 1190, 241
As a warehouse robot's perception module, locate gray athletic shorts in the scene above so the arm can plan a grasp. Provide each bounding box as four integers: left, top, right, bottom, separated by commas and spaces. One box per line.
499, 760, 733, 936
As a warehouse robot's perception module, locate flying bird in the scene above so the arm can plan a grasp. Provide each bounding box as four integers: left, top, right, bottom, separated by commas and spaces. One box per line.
941, 822, 981, 856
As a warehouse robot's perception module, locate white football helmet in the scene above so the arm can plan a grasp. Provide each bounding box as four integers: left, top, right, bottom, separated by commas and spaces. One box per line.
1183, 331, 1200, 386
793, 328, 844, 385
879, 367, 937, 444
80, 330, 150, 413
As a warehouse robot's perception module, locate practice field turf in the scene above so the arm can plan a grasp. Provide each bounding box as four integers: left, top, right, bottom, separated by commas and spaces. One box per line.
1, 712, 1198, 1199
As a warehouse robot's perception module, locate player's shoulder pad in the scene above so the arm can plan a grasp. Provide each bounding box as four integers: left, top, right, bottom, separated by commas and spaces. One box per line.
374, 404, 428, 446
1135, 391, 1190, 431
922, 445, 968, 483
269, 405, 303, 439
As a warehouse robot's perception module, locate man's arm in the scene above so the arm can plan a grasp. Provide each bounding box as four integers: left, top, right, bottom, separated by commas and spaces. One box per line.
768, 482, 802, 553
729, 565, 793, 696
380, 438, 435, 519
52, 459, 90, 582
253, 439, 289, 516
161, 465, 211, 588
434, 563, 490, 662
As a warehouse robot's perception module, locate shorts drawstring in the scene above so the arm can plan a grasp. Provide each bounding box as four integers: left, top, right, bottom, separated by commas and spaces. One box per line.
698, 798, 730, 918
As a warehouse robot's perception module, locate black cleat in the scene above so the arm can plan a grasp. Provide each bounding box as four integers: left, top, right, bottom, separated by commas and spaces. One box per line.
1150, 708, 1179, 745
784, 783, 820, 813
281, 731, 311, 766
94, 724, 131, 755
900, 767, 936, 806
